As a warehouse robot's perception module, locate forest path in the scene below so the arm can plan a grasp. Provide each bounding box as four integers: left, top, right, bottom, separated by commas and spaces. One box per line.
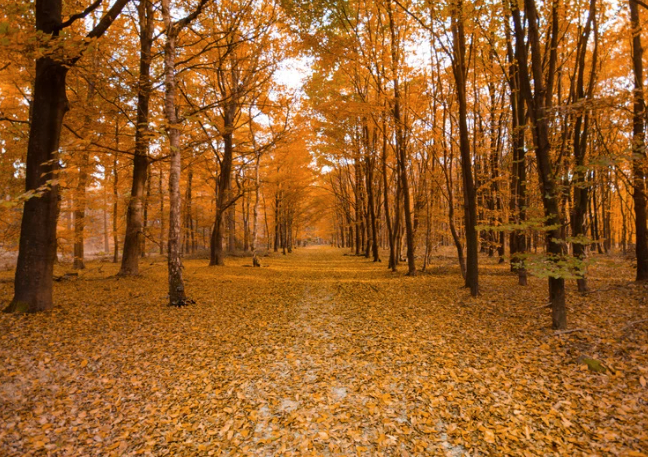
0, 247, 646, 456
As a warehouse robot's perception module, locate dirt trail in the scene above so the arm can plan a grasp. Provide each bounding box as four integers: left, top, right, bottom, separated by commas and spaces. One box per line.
0, 247, 646, 456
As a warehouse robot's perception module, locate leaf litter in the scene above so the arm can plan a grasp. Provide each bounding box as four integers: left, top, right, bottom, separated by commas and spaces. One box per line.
0, 247, 647, 456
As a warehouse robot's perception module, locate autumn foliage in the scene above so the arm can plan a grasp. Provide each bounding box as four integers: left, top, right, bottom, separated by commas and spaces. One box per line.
0, 0, 648, 454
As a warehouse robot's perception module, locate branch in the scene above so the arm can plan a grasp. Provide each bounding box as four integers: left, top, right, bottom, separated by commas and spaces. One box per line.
175, 0, 210, 31
63, 123, 134, 156
631, 0, 648, 11
554, 328, 586, 335
0, 116, 29, 125
58, 0, 103, 31
624, 319, 648, 329
87, 0, 131, 40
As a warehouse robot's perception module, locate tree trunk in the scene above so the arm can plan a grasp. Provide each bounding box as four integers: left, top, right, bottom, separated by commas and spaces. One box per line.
103, 169, 110, 253
629, 0, 648, 281
183, 167, 193, 254
366, 144, 380, 262
120, 0, 154, 276
3, 0, 129, 313
210, 125, 234, 266
252, 154, 260, 251
73, 68, 97, 270
5, 57, 67, 313
162, 0, 186, 306
571, 0, 597, 292
451, 1, 478, 296
73, 149, 89, 270
159, 169, 164, 255
113, 152, 119, 263
142, 165, 151, 257
512, 0, 566, 329
387, 0, 415, 275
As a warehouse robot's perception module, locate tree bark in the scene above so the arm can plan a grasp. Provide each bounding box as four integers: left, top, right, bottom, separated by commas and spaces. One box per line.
73, 67, 97, 270
571, 0, 597, 292
120, 0, 154, 276
387, 0, 415, 275
210, 123, 235, 266
512, 0, 566, 329
451, 0, 478, 296
6, 0, 130, 312
629, 0, 648, 281
161, 0, 206, 306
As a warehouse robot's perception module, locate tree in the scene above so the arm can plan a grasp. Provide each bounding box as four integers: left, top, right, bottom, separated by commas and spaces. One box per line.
119, 0, 155, 276
510, 0, 567, 329
449, 0, 479, 295
4, 0, 130, 313
629, 0, 648, 282
161, 0, 209, 306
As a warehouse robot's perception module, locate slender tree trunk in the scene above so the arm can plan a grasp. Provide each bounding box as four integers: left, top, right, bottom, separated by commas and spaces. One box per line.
387, 0, 415, 275
252, 154, 260, 251
183, 167, 193, 254
571, 0, 597, 292
73, 68, 97, 270
159, 169, 164, 255
103, 170, 110, 253
162, 0, 187, 306
142, 165, 151, 257
73, 150, 89, 270
113, 151, 119, 263
366, 147, 380, 262
243, 186, 250, 252
451, 0, 478, 295
512, 0, 566, 329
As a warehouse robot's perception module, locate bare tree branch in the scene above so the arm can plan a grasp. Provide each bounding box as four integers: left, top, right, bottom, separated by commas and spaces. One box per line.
58, 0, 103, 31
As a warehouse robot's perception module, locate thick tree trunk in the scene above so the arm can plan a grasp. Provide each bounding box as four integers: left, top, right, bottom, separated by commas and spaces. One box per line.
120, 0, 154, 276
629, 0, 648, 281
3, 0, 130, 313
210, 126, 234, 266
5, 58, 68, 313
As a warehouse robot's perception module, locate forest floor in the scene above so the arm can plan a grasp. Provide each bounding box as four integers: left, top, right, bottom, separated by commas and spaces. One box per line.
0, 246, 647, 456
